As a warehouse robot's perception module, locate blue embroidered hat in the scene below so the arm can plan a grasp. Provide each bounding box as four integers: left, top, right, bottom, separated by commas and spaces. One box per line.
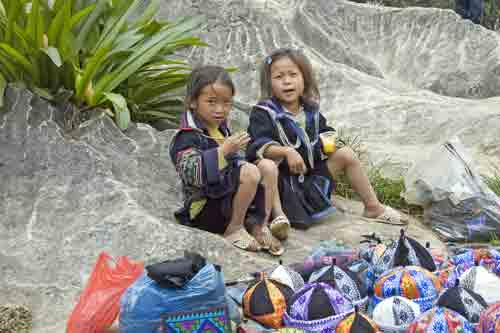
284, 282, 354, 333
408, 307, 475, 333
308, 262, 368, 311
373, 266, 442, 312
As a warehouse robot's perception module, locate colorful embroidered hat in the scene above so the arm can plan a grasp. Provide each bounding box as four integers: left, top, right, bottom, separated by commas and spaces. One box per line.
372, 296, 421, 333
308, 260, 368, 311
407, 307, 475, 333
335, 307, 380, 333
268, 261, 305, 292
450, 248, 500, 266
373, 266, 442, 312
435, 262, 473, 289
477, 302, 500, 333
345, 258, 376, 292
243, 275, 294, 329
437, 279, 488, 324
459, 265, 500, 304
451, 248, 500, 275
371, 230, 436, 276
283, 282, 354, 333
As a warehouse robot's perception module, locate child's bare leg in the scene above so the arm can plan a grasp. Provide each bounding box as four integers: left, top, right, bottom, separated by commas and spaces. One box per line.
326, 147, 384, 217
256, 159, 289, 243
224, 163, 260, 238
256, 159, 286, 222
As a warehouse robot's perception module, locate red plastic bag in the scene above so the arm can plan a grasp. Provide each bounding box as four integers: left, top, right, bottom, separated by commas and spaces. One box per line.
67, 252, 144, 333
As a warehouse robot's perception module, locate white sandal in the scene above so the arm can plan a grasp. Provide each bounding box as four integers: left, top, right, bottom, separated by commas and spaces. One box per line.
225, 228, 262, 252
360, 206, 408, 226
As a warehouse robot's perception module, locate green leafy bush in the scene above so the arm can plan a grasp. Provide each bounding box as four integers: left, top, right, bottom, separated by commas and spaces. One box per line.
0, 0, 205, 129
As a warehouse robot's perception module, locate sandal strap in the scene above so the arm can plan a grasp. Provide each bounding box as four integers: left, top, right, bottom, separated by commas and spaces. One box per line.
226, 228, 261, 251
271, 215, 290, 226
262, 227, 284, 256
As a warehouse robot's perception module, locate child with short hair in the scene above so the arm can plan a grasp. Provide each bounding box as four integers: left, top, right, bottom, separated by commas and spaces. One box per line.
247, 48, 406, 228
170, 65, 287, 255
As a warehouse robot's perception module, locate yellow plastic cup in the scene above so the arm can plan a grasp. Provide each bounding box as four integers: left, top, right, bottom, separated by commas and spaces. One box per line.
320, 132, 337, 154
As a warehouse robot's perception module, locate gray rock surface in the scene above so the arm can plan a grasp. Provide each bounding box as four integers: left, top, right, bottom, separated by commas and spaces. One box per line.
2, 0, 500, 331
162, 0, 500, 176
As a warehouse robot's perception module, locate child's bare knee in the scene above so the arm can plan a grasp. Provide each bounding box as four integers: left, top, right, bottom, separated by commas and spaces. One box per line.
337, 147, 359, 165
257, 158, 278, 177
240, 163, 261, 185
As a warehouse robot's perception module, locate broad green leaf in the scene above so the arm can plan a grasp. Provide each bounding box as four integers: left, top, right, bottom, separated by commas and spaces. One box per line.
0, 43, 35, 77
47, 2, 66, 45
0, 71, 6, 107
5, 0, 25, 44
133, 0, 160, 28
26, 0, 40, 46
75, 0, 107, 51
41, 46, 62, 67
75, 43, 111, 97
92, 15, 204, 104
103, 92, 130, 130
91, 0, 143, 53
69, 3, 96, 29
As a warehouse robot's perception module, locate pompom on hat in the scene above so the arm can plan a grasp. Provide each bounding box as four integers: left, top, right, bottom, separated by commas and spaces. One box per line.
407, 306, 475, 333
477, 302, 500, 333
372, 296, 421, 333
373, 266, 442, 312
308, 259, 369, 311
437, 278, 488, 324
243, 274, 294, 329
284, 282, 354, 333
335, 306, 381, 333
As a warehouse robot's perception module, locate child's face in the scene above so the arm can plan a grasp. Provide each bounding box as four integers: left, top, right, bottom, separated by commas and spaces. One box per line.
191, 82, 233, 128
270, 56, 304, 110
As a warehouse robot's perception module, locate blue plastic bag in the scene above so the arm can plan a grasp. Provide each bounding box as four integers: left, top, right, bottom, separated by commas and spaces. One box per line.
119, 263, 226, 333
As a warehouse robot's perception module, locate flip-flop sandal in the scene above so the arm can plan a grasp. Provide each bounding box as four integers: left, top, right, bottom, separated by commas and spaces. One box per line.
269, 215, 291, 241
360, 206, 408, 226
225, 228, 262, 252
261, 226, 284, 256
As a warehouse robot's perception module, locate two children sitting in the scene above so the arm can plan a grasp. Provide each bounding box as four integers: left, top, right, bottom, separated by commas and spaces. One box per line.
170, 48, 405, 256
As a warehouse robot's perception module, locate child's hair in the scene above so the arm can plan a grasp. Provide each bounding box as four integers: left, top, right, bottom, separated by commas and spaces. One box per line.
259, 48, 320, 104
185, 65, 235, 111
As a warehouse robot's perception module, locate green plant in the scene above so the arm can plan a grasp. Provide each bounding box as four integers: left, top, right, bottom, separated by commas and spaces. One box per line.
483, 170, 500, 197
0, 0, 205, 129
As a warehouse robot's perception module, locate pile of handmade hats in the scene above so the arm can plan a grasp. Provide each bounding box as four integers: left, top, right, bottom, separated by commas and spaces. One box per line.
240, 230, 500, 332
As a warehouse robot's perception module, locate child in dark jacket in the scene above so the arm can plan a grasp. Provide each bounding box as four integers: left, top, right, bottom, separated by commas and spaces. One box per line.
247, 48, 406, 229
169, 66, 287, 255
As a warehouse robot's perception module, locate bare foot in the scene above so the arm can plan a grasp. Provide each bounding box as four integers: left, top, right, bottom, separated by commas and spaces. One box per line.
363, 204, 385, 218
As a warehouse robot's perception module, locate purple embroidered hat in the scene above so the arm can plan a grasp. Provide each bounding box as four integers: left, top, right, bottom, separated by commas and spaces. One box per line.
308, 261, 369, 311
284, 282, 354, 333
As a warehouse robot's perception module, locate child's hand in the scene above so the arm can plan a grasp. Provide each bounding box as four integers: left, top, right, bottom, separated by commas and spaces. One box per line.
221, 132, 250, 156
285, 148, 307, 174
